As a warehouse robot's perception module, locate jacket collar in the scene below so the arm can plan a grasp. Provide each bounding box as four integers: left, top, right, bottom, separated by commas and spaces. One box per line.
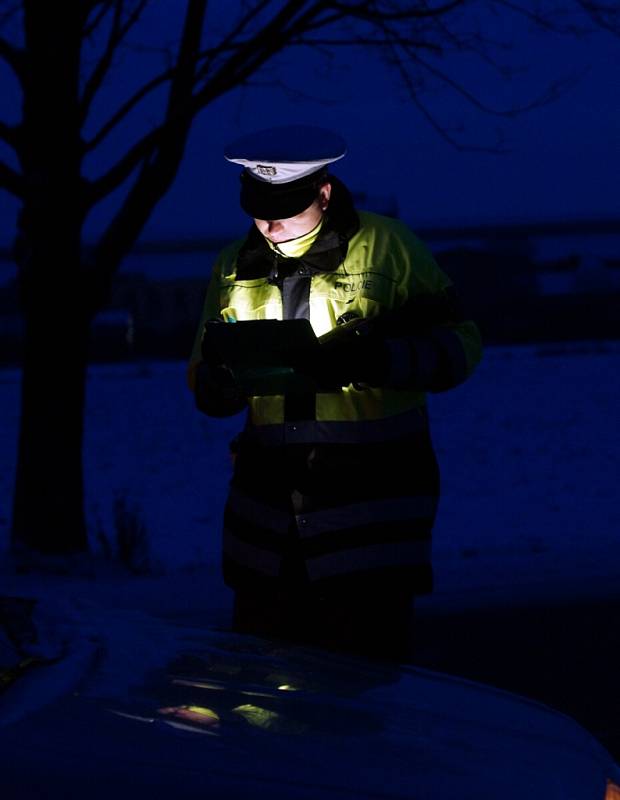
235, 176, 360, 280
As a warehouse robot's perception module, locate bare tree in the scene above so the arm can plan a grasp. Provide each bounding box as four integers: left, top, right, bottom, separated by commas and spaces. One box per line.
0, 0, 616, 556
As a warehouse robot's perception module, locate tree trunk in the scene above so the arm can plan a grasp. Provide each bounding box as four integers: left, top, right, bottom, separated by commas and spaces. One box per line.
10, 3, 91, 554
11, 286, 90, 554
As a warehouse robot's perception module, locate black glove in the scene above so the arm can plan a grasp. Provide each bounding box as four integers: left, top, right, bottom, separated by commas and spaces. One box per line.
194, 361, 247, 417
294, 326, 389, 390
201, 317, 229, 367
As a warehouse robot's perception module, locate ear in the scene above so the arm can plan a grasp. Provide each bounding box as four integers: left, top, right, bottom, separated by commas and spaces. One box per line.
318, 182, 332, 211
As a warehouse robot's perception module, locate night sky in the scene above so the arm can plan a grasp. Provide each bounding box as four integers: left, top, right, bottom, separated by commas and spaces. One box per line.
147, 12, 620, 241
0, 4, 618, 245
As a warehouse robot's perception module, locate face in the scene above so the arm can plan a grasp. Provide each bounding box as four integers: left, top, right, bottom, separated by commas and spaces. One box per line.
254, 183, 332, 243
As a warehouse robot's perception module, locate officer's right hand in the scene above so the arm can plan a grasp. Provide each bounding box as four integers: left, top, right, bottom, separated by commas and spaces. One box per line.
194, 361, 247, 417
293, 330, 389, 390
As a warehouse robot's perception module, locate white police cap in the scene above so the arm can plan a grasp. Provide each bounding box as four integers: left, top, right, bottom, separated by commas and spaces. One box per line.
224, 125, 347, 184
224, 125, 346, 219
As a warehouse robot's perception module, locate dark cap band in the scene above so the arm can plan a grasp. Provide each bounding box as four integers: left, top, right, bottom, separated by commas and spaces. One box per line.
240, 168, 329, 220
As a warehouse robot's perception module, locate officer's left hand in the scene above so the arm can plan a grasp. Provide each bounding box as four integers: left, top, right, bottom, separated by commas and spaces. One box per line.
194, 361, 248, 417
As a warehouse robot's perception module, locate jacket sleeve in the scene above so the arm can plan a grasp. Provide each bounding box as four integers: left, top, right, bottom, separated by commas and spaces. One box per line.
187, 260, 224, 393
379, 228, 483, 393
187, 260, 249, 418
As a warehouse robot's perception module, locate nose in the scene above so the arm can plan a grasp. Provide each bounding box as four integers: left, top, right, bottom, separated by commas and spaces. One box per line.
267, 220, 283, 233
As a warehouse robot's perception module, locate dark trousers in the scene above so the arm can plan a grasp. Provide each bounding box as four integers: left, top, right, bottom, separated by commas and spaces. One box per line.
232, 585, 415, 664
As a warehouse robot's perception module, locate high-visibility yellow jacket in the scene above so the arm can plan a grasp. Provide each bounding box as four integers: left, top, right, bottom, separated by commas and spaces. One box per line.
189, 191, 482, 595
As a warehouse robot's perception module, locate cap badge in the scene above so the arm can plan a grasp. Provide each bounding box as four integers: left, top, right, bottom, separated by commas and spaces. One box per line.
256, 164, 277, 176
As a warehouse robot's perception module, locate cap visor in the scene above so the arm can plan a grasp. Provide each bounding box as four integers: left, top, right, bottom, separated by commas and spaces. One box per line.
240, 174, 321, 220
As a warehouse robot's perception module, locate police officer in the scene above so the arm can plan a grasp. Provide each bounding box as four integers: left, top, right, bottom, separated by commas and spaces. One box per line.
188, 125, 482, 662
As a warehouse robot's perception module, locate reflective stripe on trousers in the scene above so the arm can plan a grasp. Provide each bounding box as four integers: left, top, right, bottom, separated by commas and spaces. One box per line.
223, 529, 432, 581
306, 540, 431, 581
223, 487, 290, 577
295, 496, 438, 537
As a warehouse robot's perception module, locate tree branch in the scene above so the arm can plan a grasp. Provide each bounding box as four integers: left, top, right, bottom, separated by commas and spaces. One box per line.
85, 4, 274, 154
388, 41, 506, 153
0, 119, 19, 149
85, 121, 162, 205
84, 65, 173, 152
215, 0, 273, 49
0, 35, 25, 83
492, 0, 584, 34
577, 1, 620, 36
0, 158, 24, 197
191, 0, 299, 84
409, 46, 580, 116
89, 0, 208, 296
192, 0, 324, 106
83, 0, 115, 40
327, 0, 467, 23
80, 0, 150, 123
0, 3, 21, 30
291, 34, 442, 50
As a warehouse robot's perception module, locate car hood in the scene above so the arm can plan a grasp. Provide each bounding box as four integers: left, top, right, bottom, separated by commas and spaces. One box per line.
1, 608, 618, 800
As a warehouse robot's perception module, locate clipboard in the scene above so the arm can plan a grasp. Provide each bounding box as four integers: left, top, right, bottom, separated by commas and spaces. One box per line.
202, 318, 322, 395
